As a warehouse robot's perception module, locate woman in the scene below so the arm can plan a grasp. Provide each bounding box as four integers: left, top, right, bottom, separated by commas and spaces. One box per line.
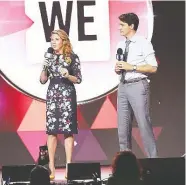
107, 151, 143, 185
40, 29, 82, 180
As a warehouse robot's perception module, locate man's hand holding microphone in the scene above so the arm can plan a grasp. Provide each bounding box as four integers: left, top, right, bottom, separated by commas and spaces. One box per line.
115, 61, 133, 71
115, 47, 133, 74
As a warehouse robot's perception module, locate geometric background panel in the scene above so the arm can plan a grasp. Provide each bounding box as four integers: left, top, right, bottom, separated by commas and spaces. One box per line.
74, 131, 107, 161
108, 91, 117, 110
91, 97, 117, 129
0, 78, 32, 132
73, 130, 91, 159
0, 1, 33, 37
80, 97, 106, 128
58, 129, 90, 161
17, 100, 46, 131
17, 131, 47, 162
91, 129, 119, 165
77, 107, 89, 129
0, 132, 34, 166
132, 127, 163, 157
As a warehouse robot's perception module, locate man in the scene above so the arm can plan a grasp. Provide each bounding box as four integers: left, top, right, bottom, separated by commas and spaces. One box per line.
115, 13, 158, 158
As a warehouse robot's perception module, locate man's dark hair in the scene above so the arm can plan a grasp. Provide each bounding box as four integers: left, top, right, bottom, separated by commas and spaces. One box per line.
119, 13, 139, 31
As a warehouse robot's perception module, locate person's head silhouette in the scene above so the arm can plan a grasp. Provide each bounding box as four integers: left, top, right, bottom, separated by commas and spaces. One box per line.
30, 165, 50, 185
112, 151, 142, 181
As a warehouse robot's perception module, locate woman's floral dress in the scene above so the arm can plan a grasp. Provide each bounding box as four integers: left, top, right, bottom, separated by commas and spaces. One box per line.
46, 53, 82, 135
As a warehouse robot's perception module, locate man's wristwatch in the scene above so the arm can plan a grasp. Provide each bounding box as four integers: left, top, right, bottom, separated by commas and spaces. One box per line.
133, 65, 137, 71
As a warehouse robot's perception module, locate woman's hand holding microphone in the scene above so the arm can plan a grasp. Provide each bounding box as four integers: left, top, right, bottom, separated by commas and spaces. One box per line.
42, 59, 50, 71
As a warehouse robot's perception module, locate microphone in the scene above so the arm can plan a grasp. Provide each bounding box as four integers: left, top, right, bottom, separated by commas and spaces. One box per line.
43, 47, 54, 71
116, 48, 124, 61
44, 47, 54, 59
116, 48, 124, 73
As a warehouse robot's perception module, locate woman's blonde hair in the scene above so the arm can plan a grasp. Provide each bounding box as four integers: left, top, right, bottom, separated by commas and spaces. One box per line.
51, 29, 73, 56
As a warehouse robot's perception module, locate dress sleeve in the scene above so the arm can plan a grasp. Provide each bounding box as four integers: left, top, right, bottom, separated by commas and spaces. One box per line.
71, 54, 82, 84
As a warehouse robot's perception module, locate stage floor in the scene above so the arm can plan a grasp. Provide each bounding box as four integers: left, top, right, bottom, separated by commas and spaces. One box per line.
53, 166, 111, 181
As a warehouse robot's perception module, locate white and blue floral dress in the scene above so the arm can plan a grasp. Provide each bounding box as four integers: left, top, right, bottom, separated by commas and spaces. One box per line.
46, 53, 82, 135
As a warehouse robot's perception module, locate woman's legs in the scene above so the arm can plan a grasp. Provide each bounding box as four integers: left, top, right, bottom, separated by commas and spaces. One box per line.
47, 134, 57, 176
64, 134, 74, 177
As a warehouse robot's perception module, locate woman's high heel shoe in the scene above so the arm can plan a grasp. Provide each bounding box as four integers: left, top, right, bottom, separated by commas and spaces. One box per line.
49, 163, 55, 180
50, 175, 55, 180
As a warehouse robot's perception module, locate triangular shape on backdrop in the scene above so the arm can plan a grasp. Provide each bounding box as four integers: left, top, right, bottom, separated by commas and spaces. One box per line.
108, 91, 118, 110
80, 97, 106, 128
17, 100, 46, 131
91, 97, 117, 129
91, 129, 119, 161
58, 130, 90, 161
0, 77, 32, 132
17, 131, 47, 162
74, 131, 107, 161
77, 107, 89, 129
0, 132, 34, 165
132, 127, 162, 156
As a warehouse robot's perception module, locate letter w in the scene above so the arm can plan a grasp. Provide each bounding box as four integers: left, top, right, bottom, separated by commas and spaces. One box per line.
39, 1, 73, 42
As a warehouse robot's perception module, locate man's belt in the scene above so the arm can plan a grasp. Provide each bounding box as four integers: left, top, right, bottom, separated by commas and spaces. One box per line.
123, 77, 147, 84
